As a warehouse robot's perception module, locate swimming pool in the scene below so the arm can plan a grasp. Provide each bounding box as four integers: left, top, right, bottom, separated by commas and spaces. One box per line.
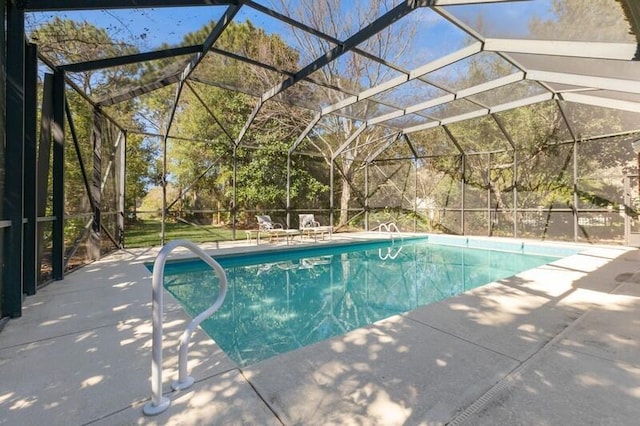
159, 238, 576, 367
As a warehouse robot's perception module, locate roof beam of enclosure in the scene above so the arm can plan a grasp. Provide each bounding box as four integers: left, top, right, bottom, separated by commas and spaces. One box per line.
556, 99, 578, 142
484, 38, 640, 61
184, 81, 236, 144
430, 0, 533, 3
97, 73, 181, 106
244, 0, 415, 82
322, 43, 482, 116
289, 113, 322, 155
364, 132, 403, 164
332, 124, 368, 161
235, 0, 424, 148
559, 92, 640, 113
261, 0, 426, 104
527, 70, 640, 94
188, 75, 257, 97
491, 114, 516, 150
60, 45, 202, 73
403, 92, 555, 134
433, 6, 555, 99
180, 5, 241, 82
205, 47, 358, 100
21, 1, 237, 11
404, 134, 420, 159
346, 70, 523, 129
441, 125, 465, 155
97, 42, 349, 108
96, 5, 240, 107
38, 53, 127, 131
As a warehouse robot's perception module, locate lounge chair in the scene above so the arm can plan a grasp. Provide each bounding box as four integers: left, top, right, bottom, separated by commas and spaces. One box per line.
256, 215, 283, 231
255, 215, 299, 244
299, 214, 332, 241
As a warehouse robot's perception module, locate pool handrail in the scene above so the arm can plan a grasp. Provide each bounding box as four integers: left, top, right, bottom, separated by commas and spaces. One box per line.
377, 222, 404, 259
143, 239, 228, 416
377, 222, 404, 242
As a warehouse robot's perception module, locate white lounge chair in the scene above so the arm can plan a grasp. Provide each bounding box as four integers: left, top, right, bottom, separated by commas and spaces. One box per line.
255, 215, 299, 244
299, 214, 332, 241
256, 215, 283, 231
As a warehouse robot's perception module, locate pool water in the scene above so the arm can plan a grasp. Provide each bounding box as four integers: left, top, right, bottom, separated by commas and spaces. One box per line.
161, 239, 565, 367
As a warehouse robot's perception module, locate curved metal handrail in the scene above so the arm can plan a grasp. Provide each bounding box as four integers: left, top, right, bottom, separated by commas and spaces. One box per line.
377, 222, 404, 242
377, 222, 404, 260
143, 239, 228, 416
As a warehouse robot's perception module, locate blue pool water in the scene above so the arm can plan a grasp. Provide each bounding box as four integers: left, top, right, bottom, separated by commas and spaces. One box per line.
159, 238, 574, 367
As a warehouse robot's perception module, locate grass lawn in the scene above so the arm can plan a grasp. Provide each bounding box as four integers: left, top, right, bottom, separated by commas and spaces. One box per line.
124, 219, 237, 248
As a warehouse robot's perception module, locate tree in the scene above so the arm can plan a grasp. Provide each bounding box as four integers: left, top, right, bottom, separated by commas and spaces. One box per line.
411, 0, 636, 236
29, 18, 154, 230
29, 17, 139, 96
271, 0, 419, 227
140, 20, 328, 225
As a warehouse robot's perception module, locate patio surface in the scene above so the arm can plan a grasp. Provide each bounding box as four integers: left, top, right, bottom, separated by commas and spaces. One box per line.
1, 233, 639, 425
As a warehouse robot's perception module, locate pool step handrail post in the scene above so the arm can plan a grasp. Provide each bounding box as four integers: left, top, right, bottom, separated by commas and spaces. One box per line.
377, 222, 404, 260
387, 222, 404, 243
172, 255, 227, 391
143, 239, 228, 416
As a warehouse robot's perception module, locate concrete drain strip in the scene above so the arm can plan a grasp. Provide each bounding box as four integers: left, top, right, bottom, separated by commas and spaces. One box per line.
446, 281, 624, 426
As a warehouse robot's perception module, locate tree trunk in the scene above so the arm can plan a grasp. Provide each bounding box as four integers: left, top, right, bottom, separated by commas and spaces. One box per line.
338, 177, 351, 227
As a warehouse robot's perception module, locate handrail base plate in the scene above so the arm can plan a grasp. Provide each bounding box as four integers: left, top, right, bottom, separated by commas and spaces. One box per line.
172, 376, 195, 391
143, 397, 171, 416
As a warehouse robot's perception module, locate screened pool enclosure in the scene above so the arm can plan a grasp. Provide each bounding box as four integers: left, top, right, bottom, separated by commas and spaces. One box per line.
2, 0, 640, 318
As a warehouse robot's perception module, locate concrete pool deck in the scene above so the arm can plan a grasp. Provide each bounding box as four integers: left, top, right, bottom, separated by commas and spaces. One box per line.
1, 233, 639, 425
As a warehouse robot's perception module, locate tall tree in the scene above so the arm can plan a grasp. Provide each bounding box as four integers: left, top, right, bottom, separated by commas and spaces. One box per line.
144, 20, 328, 224
29, 18, 154, 224
272, 0, 419, 227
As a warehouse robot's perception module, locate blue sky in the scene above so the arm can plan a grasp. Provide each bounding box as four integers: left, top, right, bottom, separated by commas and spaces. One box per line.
26, 1, 553, 53
26, 6, 227, 49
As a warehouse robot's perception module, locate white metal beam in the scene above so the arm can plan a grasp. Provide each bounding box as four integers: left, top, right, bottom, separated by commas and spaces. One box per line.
367, 110, 405, 126
527, 69, 640, 94
457, 71, 524, 98
489, 92, 554, 113
560, 92, 640, 114
332, 124, 367, 161
289, 113, 322, 154
405, 94, 455, 115
402, 92, 555, 135
322, 43, 481, 116
365, 71, 523, 127
402, 120, 440, 134
409, 42, 482, 79
485, 38, 639, 61
441, 108, 488, 125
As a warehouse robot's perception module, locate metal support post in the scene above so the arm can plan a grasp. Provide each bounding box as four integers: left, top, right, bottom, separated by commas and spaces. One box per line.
364, 162, 369, 231
286, 152, 291, 228
330, 160, 334, 228
24, 42, 37, 295
90, 108, 102, 259
2, 2, 25, 315
52, 70, 65, 280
